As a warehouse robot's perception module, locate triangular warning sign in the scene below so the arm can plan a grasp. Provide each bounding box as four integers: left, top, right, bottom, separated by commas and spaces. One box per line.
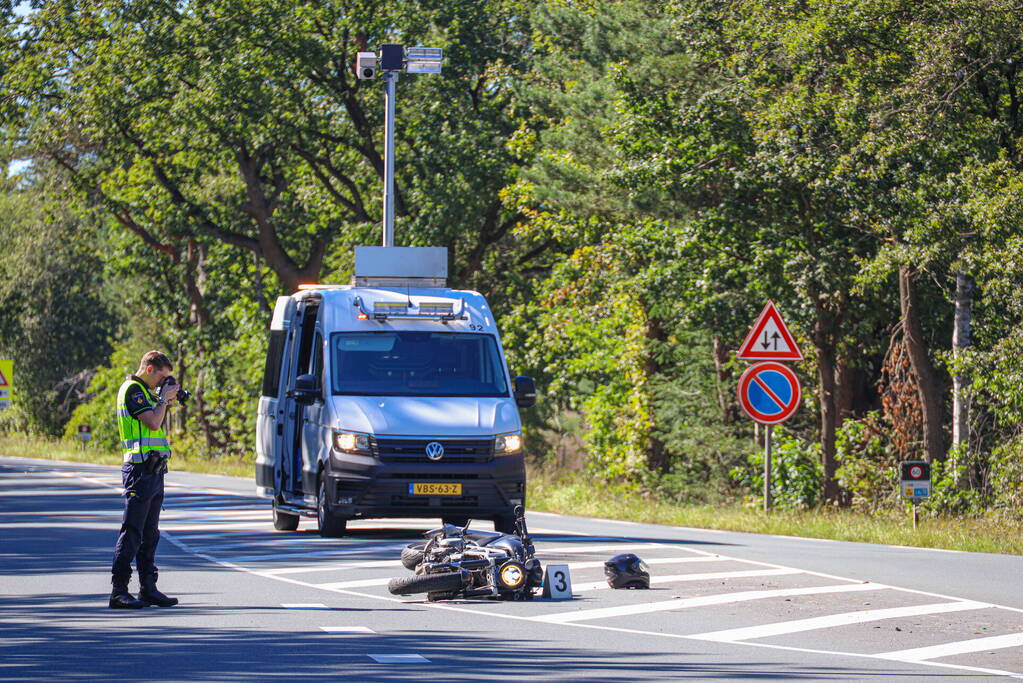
737, 300, 803, 361
0, 367, 8, 388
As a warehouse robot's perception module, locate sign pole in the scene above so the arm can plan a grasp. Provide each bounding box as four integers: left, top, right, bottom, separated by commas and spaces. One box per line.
764, 425, 773, 512
912, 501, 919, 530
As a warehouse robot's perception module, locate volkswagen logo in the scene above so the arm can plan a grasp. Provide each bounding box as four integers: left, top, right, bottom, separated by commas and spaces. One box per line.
425, 441, 445, 461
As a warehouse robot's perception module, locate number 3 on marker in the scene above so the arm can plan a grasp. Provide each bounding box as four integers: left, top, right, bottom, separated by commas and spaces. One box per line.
543, 564, 572, 600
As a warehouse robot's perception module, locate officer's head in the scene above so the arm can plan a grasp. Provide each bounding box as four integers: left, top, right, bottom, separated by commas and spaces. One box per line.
138, 351, 173, 385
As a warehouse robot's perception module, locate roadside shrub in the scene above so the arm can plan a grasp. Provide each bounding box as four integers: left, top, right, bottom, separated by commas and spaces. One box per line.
835, 412, 899, 513
920, 458, 986, 516
730, 431, 823, 509
986, 435, 1023, 522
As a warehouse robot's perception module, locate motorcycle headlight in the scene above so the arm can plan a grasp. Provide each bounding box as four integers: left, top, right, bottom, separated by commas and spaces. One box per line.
498, 561, 525, 589
334, 431, 371, 454
494, 432, 523, 455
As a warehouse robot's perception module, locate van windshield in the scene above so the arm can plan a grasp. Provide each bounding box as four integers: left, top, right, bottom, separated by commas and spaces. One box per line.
331, 332, 509, 397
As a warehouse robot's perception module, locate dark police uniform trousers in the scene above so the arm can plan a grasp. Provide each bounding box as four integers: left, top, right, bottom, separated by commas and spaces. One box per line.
111, 457, 166, 584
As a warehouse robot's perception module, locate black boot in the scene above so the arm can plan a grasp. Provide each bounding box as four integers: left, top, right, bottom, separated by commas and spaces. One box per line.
139, 576, 178, 607
109, 581, 146, 609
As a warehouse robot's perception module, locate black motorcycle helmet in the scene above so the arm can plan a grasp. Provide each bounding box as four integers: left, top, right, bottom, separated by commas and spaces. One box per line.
604, 553, 650, 589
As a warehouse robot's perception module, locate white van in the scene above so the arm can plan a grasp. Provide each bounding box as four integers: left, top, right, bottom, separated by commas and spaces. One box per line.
255, 247, 535, 536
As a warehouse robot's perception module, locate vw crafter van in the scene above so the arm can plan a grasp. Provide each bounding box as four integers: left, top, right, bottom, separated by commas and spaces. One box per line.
255, 247, 536, 536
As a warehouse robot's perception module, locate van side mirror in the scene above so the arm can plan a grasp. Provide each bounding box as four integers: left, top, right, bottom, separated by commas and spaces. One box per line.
291, 373, 321, 405
513, 376, 536, 409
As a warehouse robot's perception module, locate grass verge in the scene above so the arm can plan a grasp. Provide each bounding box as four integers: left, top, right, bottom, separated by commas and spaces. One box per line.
529, 471, 1023, 556
3, 435, 1020, 556
0, 435, 253, 478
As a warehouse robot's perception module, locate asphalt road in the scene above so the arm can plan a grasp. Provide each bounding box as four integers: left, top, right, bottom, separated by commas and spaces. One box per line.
2, 455, 1022, 681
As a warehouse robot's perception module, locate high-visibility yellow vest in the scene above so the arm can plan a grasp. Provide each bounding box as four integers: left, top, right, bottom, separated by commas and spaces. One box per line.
116, 377, 171, 464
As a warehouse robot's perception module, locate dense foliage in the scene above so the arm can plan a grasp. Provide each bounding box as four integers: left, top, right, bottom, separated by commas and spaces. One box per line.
2, 0, 1022, 517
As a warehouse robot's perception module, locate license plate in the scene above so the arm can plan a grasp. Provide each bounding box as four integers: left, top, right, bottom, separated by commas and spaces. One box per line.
409, 482, 462, 496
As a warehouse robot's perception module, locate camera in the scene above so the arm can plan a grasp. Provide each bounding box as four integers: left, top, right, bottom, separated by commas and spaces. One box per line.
356, 51, 377, 80
160, 376, 191, 405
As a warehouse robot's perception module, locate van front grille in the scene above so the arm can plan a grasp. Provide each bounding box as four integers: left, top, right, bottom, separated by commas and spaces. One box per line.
372, 438, 493, 463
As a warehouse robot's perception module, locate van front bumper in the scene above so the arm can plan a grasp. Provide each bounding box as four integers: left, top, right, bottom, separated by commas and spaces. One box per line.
324, 446, 525, 519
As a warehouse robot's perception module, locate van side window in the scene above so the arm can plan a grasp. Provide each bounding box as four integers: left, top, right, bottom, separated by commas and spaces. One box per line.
261, 331, 286, 397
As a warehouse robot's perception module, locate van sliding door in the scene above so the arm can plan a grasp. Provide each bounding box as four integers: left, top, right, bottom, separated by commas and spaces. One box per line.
283, 297, 320, 497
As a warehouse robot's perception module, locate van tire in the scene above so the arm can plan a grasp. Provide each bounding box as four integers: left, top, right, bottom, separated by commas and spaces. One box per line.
400, 543, 427, 570
272, 501, 300, 531
317, 478, 348, 538
493, 513, 516, 534
387, 572, 463, 596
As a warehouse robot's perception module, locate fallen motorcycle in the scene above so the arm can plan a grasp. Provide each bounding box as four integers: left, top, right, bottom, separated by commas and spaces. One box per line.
388, 505, 542, 601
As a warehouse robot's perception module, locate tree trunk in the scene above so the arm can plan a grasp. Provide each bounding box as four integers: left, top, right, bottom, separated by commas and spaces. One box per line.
645, 316, 669, 473
898, 265, 945, 463
712, 336, 736, 424
952, 271, 973, 483
835, 357, 855, 424
814, 321, 841, 504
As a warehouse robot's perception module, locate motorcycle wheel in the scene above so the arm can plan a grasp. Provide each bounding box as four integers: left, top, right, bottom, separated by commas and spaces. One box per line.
400, 543, 427, 570
388, 572, 463, 596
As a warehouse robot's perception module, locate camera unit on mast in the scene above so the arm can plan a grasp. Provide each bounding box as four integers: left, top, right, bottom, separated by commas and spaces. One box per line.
355, 45, 444, 247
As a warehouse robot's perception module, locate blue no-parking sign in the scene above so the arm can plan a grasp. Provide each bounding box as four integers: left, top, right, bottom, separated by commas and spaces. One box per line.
737, 361, 801, 425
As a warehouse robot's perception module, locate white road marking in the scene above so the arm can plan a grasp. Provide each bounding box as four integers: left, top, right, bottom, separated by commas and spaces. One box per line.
215, 544, 408, 563
261, 559, 403, 575
367, 654, 427, 663
161, 522, 272, 531
29, 460, 1023, 681
162, 511, 270, 520
282, 603, 328, 609
877, 632, 1023, 662
535, 582, 888, 624
688, 600, 991, 642
572, 567, 802, 593
318, 578, 391, 590
538, 543, 670, 555
563, 556, 724, 570
321, 626, 375, 634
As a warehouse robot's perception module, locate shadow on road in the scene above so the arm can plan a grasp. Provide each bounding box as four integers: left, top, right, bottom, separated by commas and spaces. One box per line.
0, 594, 942, 681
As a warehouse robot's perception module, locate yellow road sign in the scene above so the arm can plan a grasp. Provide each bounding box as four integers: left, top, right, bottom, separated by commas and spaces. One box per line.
0, 359, 13, 410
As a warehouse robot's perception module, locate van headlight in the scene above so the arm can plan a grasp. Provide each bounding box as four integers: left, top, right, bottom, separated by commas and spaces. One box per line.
494, 432, 522, 455
334, 431, 371, 454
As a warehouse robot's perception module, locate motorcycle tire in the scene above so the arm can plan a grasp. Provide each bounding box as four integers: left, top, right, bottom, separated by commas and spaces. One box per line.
388, 571, 463, 596
400, 543, 427, 570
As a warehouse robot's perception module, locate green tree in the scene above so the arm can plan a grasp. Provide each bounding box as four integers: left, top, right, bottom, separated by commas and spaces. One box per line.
0, 165, 116, 435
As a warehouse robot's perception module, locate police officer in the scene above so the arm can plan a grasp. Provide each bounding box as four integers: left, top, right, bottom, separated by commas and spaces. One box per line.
109, 350, 180, 609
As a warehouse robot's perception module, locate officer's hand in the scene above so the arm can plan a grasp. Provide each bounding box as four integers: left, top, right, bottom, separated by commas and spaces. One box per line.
162, 380, 179, 401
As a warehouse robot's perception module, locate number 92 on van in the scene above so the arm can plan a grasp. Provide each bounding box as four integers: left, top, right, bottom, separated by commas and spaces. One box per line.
409, 482, 462, 496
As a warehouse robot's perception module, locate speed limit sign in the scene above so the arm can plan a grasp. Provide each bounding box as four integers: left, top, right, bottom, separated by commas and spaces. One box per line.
900, 461, 931, 499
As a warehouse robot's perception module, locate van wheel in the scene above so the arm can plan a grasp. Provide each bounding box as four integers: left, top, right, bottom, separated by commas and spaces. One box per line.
493, 513, 516, 534
272, 501, 300, 531
317, 479, 348, 538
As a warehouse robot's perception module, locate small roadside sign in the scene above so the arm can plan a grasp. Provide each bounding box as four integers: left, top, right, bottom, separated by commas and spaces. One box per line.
737, 362, 801, 425
0, 359, 12, 410
77, 425, 92, 443
900, 460, 931, 499
737, 300, 803, 361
